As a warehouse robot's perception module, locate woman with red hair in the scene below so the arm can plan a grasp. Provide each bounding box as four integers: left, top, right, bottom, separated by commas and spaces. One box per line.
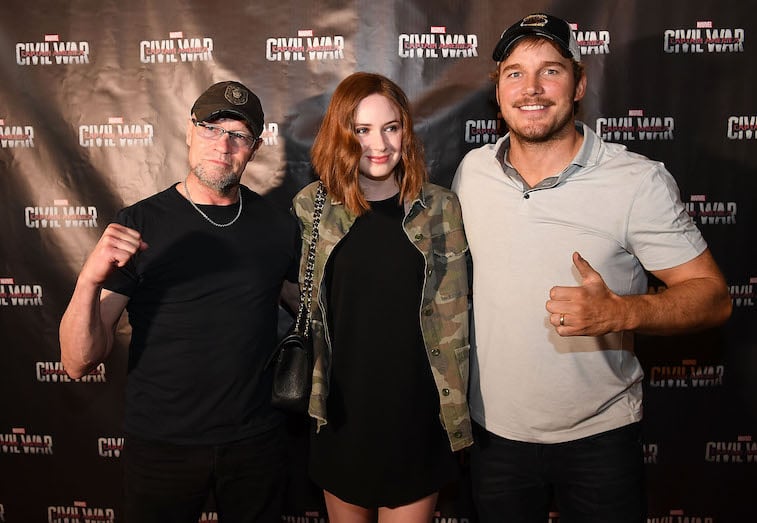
292, 72, 473, 522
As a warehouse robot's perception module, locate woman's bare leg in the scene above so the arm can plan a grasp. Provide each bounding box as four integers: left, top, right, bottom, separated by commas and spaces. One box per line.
323, 490, 376, 523
378, 492, 438, 523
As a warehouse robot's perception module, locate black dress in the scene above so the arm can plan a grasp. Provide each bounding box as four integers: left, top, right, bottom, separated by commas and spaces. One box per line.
308, 194, 459, 508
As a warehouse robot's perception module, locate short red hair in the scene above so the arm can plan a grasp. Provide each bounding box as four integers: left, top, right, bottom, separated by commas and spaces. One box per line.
311, 72, 427, 215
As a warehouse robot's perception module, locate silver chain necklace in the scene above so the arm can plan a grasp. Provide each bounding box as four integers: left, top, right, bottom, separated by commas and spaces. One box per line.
183, 179, 243, 228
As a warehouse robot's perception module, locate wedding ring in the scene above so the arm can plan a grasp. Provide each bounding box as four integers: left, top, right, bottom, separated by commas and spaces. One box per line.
559, 314, 565, 326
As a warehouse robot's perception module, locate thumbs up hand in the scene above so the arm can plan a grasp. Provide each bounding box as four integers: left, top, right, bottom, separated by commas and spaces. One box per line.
546, 252, 626, 336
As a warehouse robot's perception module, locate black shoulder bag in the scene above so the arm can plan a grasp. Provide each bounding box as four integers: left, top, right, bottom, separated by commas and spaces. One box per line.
268, 182, 325, 413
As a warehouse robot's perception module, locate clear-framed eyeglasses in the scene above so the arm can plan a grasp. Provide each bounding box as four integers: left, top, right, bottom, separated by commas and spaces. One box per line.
191, 119, 260, 150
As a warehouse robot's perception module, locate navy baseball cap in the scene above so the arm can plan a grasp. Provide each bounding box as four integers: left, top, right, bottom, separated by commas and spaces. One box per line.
191, 81, 265, 137
492, 13, 581, 63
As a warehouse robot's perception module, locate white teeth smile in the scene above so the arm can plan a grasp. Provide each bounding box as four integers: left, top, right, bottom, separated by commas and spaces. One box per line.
520, 105, 545, 111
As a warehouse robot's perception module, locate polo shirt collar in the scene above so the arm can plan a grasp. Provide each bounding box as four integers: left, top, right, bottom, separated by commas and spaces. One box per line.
495, 121, 597, 189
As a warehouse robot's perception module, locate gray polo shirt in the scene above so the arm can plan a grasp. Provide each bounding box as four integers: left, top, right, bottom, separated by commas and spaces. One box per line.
452, 122, 706, 443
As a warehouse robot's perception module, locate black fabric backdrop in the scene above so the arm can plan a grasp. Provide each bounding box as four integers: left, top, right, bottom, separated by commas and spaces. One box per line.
0, 1, 755, 521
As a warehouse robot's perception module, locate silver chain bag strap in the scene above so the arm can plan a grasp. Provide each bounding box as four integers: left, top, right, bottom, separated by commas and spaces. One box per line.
268, 182, 325, 413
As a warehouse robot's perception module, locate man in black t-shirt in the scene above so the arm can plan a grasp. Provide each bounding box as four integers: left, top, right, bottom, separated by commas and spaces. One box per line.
60, 81, 300, 523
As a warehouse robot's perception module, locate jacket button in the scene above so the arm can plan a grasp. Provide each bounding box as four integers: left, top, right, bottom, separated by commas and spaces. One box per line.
423, 308, 433, 316
427, 268, 433, 275
454, 431, 463, 438
415, 233, 424, 240
442, 388, 450, 396
431, 348, 440, 356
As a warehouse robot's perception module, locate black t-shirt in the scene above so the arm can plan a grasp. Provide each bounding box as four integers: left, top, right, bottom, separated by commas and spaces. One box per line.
310, 194, 457, 507
104, 183, 300, 444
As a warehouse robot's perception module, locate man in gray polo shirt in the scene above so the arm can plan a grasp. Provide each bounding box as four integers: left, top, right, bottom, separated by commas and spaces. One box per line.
452, 13, 731, 522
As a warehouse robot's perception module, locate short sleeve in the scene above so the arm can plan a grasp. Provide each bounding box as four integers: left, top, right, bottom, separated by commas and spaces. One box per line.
626, 163, 707, 271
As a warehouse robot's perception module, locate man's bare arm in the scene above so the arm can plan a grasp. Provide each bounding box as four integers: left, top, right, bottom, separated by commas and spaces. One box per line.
546, 250, 732, 336
60, 287, 128, 378
59, 223, 147, 378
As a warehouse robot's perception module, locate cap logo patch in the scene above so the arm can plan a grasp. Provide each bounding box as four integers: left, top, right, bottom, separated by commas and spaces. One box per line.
521, 14, 549, 28
224, 85, 248, 106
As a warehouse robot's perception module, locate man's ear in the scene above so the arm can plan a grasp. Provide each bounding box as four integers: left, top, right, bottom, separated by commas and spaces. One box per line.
574, 72, 587, 102
251, 137, 264, 158
186, 119, 194, 147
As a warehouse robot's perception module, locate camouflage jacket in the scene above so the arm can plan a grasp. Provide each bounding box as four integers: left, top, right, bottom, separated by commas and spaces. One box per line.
292, 181, 473, 451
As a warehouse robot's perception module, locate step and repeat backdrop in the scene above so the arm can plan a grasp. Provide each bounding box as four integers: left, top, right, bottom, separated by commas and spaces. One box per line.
1, 0, 755, 521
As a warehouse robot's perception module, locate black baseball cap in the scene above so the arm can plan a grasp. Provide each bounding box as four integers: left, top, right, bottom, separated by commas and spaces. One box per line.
191, 81, 265, 137
492, 13, 581, 63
